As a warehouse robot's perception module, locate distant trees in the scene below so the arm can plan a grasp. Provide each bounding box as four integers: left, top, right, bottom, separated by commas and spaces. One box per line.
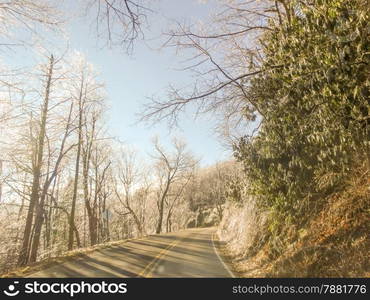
0, 0, 158, 270
0, 51, 114, 268
0, 45, 219, 271
115, 147, 146, 236
152, 138, 198, 234
0, 58, 235, 274
182, 160, 241, 227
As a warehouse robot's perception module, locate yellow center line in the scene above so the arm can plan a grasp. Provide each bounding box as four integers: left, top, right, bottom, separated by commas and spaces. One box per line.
138, 236, 184, 278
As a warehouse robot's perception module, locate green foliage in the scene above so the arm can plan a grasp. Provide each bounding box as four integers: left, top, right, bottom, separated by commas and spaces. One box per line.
234, 0, 370, 220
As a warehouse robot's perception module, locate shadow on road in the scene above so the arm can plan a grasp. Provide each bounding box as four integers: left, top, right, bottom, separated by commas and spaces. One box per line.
29, 228, 230, 278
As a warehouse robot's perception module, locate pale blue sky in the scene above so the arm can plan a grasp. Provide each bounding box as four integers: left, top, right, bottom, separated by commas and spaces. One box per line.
65, 0, 233, 166
6, 0, 236, 166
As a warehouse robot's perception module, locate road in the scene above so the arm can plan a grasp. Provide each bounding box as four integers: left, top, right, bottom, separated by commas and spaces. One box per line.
28, 227, 234, 278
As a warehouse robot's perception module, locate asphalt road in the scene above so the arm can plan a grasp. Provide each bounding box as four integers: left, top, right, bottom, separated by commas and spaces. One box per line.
28, 227, 234, 278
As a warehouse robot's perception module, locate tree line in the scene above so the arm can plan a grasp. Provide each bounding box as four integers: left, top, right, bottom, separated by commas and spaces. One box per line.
0, 0, 234, 272
1, 0, 368, 276
141, 0, 369, 262
0, 50, 235, 271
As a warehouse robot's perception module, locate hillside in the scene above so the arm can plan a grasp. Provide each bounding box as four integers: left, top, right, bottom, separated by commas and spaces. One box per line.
214, 0, 370, 277
219, 162, 369, 277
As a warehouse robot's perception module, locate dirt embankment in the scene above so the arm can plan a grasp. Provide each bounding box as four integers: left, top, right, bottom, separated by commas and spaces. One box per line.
218, 167, 370, 277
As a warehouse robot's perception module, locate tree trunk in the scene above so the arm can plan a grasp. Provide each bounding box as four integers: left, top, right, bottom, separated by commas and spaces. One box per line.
29, 98, 74, 263
105, 209, 110, 241
156, 198, 164, 234
68, 87, 83, 250
18, 55, 54, 266
156, 180, 171, 234
82, 111, 97, 246
127, 205, 143, 236
166, 210, 173, 233
29, 193, 46, 262
85, 201, 98, 246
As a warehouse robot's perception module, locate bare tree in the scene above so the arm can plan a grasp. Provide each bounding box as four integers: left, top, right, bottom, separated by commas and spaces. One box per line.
13, 52, 108, 265
115, 147, 147, 236
68, 85, 83, 251
0, 0, 63, 49
141, 1, 289, 141
28, 98, 76, 263
66, 54, 104, 250
165, 175, 193, 233
17, 55, 55, 266
80, 104, 111, 246
133, 178, 151, 235
152, 137, 198, 234
84, 0, 152, 52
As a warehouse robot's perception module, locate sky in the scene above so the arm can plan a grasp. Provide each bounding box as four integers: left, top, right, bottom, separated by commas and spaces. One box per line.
63, 0, 234, 166
2, 0, 237, 167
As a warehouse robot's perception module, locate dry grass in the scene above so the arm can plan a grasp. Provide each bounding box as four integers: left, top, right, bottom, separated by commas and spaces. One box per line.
219, 164, 370, 277
217, 198, 272, 277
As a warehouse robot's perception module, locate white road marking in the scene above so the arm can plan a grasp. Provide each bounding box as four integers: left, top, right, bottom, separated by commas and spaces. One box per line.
211, 231, 236, 278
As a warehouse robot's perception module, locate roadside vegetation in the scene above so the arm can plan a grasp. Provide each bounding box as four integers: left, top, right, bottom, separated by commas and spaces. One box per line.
0, 0, 368, 277
142, 0, 369, 277
217, 0, 369, 277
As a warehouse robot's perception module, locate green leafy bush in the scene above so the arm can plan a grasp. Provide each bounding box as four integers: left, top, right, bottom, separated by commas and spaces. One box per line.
234, 0, 369, 224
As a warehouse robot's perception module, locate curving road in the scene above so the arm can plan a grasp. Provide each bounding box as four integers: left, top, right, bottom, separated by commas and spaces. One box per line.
28, 227, 234, 278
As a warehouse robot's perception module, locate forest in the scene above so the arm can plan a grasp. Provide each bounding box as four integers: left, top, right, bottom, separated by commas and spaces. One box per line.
0, 0, 369, 277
